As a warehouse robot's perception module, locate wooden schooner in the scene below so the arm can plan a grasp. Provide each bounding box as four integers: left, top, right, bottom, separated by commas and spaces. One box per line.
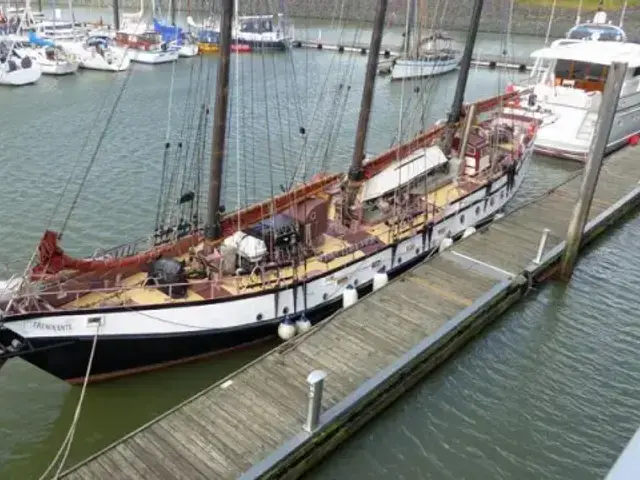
0, 0, 537, 384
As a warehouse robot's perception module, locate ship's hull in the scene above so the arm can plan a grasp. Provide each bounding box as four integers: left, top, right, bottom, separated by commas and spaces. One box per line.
505, 88, 640, 161
1, 143, 533, 384
236, 37, 289, 51
391, 55, 461, 81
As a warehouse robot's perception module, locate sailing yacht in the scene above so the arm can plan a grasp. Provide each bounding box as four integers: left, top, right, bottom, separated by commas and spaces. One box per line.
0, 0, 537, 384
505, 9, 640, 160
114, 0, 179, 64
391, 0, 462, 80
60, 35, 131, 72
24, 31, 79, 75
0, 38, 41, 85
153, 19, 199, 57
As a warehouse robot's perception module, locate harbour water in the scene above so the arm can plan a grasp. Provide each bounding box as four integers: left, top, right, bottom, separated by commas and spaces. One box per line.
0, 16, 636, 480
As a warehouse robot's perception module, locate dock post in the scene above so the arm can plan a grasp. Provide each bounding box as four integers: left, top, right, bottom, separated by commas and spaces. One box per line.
533, 228, 550, 264
559, 61, 628, 280
304, 370, 327, 432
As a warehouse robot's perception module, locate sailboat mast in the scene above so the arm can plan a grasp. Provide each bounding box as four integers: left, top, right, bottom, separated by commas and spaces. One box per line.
402, 0, 414, 54
348, 0, 389, 184
205, 0, 234, 240
113, 0, 120, 31
442, 0, 483, 153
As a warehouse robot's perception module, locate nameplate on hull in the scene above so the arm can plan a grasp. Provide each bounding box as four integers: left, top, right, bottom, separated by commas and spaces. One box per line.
29, 321, 72, 332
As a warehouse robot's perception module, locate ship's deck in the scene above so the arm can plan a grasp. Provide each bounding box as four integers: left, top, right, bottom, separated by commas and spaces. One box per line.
56, 177, 472, 310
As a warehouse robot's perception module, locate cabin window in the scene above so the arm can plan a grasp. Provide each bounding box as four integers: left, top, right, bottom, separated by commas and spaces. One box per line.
322, 293, 329, 301
634, 67, 640, 78
490, 197, 495, 207
475, 206, 481, 216
554, 60, 607, 92
256, 313, 264, 321
397, 257, 403, 264
460, 214, 465, 225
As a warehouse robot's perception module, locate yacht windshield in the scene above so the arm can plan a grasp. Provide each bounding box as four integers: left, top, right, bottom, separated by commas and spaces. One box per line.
567, 24, 626, 42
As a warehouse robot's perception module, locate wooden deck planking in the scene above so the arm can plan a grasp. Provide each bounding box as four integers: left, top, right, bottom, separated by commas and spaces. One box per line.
63, 147, 640, 479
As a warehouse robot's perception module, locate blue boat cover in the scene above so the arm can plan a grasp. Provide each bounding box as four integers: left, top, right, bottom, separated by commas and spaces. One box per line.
153, 18, 183, 44
28, 30, 55, 47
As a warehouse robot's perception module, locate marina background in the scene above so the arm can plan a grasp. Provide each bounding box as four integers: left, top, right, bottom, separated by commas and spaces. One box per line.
42, 0, 640, 38
1, 11, 639, 480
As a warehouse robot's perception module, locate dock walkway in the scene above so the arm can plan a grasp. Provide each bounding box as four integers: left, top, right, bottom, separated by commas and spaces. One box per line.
291, 40, 532, 72
61, 147, 640, 480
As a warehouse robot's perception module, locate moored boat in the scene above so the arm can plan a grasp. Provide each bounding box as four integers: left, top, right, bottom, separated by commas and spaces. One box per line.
504, 8, 640, 161
0, 0, 537, 384
0, 39, 41, 85
114, 30, 178, 64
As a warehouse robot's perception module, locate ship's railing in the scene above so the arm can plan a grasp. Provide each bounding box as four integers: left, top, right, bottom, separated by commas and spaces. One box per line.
12, 270, 302, 313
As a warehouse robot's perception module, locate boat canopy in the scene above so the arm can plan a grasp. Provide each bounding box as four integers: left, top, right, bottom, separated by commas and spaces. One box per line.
153, 18, 182, 44
27, 30, 55, 47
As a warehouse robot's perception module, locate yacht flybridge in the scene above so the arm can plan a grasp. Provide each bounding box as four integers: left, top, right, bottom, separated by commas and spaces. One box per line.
505, 10, 640, 161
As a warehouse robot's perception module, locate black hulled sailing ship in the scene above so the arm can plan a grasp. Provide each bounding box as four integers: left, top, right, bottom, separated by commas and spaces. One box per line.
0, 0, 537, 384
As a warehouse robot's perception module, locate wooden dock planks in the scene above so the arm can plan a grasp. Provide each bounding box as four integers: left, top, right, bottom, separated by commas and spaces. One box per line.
61, 147, 640, 479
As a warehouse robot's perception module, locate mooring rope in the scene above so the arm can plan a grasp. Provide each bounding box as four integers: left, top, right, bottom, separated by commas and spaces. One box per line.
38, 325, 100, 480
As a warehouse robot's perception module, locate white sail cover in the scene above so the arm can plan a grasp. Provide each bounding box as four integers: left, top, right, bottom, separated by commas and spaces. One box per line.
222, 231, 267, 262
361, 146, 448, 202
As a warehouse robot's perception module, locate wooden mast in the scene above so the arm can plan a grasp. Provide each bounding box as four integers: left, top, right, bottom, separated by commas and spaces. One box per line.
345, 0, 389, 218
442, 0, 484, 155
205, 0, 235, 240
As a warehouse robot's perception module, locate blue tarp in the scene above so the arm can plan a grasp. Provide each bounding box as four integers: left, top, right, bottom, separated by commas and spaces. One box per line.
152, 18, 183, 44
27, 30, 55, 47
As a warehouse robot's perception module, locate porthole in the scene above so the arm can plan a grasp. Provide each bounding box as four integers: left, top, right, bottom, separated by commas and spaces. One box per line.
379, 265, 387, 273
323, 293, 329, 301
282, 307, 289, 315
415, 248, 420, 255
490, 197, 495, 207
475, 206, 481, 216
397, 257, 403, 264
460, 214, 465, 225
500, 190, 504, 199
353, 279, 359, 286
309, 211, 317, 221
256, 313, 264, 321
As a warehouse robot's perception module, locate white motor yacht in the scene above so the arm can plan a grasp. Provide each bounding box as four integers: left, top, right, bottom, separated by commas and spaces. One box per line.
505, 11, 640, 161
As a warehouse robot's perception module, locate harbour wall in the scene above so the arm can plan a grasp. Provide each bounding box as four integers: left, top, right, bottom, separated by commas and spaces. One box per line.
71, 0, 638, 38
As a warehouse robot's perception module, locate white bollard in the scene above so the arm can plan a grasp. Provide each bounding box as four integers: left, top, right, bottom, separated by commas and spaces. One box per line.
305, 370, 327, 432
